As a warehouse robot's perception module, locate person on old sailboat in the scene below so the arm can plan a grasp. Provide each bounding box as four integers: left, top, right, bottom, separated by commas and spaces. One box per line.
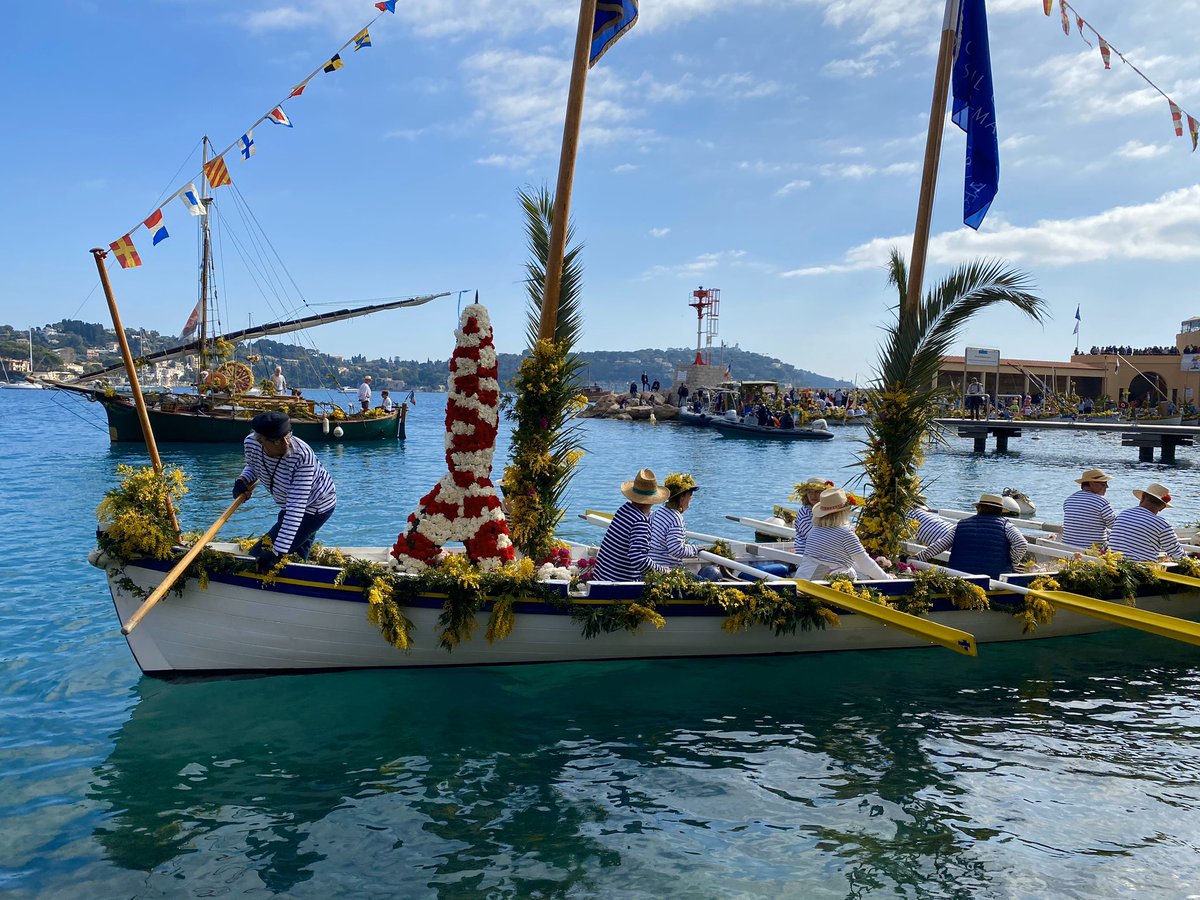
234, 411, 337, 572
593, 469, 671, 581
649, 473, 700, 570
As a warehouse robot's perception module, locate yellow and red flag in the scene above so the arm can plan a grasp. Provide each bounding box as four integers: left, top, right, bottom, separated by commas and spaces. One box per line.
1189, 115, 1199, 152
109, 234, 142, 269
1042, 0, 1052, 14
203, 155, 232, 189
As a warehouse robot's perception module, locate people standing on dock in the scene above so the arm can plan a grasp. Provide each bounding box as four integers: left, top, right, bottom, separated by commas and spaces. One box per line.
1109, 483, 1184, 562
272, 366, 286, 393
794, 489, 892, 581
917, 493, 1027, 578
641, 371, 649, 391
235, 411, 337, 571
649, 473, 700, 569
593, 469, 672, 581
357, 375, 373, 412
1061, 468, 1116, 552
966, 378, 984, 420
793, 477, 833, 555
678, 383, 689, 406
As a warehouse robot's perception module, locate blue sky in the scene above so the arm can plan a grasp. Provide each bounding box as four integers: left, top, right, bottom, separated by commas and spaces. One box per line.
4, 1, 1200, 383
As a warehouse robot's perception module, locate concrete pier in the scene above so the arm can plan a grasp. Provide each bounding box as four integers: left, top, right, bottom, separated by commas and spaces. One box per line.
933, 418, 1198, 463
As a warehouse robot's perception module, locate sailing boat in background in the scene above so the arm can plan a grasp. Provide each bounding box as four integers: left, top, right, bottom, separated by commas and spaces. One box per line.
0, 330, 45, 390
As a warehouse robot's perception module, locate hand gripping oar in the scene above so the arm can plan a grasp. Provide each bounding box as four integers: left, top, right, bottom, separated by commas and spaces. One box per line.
695, 550, 977, 656
121, 481, 258, 636
909, 559, 1200, 648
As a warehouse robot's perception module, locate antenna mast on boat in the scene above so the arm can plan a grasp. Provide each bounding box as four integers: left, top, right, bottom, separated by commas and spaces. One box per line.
688, 287, 720, 365
198, 137, 214, 376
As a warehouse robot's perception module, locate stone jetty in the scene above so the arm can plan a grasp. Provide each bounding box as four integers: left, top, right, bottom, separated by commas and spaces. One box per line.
576, 391, 679, 422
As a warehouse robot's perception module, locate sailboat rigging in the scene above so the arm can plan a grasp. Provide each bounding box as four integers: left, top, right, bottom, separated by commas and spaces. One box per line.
0, 329, 45, 390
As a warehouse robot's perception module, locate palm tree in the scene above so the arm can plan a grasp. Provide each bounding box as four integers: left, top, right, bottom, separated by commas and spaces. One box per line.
503, 186, 587, 560
856, 250, 1047, 558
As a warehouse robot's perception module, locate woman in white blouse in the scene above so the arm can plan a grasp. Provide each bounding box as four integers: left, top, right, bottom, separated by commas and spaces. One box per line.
794, 488, 891, 582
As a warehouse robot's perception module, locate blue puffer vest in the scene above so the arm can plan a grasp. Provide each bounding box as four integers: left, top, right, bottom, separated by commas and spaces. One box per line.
948, 514, 1011, 579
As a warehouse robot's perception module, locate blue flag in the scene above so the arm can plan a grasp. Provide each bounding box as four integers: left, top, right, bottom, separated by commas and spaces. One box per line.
951, 0, 998, 230
590, 0, 638, 68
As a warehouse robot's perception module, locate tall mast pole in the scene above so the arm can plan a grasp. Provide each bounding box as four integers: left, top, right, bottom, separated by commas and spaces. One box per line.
906, 0, 960, 316
537, 0, 597, 343
90, 248, 180, 536
198, 137, 212, 375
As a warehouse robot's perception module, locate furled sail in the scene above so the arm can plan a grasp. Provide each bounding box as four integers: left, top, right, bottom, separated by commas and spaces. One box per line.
70, 292, 450, 383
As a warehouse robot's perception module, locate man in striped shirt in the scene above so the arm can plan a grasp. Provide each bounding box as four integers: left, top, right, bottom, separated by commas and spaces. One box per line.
649, 473, 700, 569
908, 503, 955, 548
235, 411, 337, 571
1061, 467, 1116, 551
1109, 482, 1184, 562
594, 469, 672, 581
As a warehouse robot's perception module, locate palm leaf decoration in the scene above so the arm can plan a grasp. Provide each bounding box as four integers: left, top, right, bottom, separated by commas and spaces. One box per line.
856, 249, 1046, 558
504, 185, 588, 561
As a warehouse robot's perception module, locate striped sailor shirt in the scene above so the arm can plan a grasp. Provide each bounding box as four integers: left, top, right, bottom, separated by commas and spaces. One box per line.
594, 502, 671, 581
1109, 506, 1183, 562
240, 433, 337, 555
1061, 489, 1116, 551
793, 505, 814, 554
909, 507, 954, 547
649, 506, 698, 568
804, 524, 867, 568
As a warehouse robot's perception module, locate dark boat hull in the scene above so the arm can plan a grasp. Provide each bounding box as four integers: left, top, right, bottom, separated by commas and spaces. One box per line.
712, 419, 834, 440
102, 400, 401, 443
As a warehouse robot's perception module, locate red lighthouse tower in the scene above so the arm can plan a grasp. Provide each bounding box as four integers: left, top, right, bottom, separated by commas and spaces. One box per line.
688, 286, 720, 365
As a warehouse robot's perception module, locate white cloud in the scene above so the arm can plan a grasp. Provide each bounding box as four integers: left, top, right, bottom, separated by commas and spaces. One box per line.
818, 161, 916, 179
822, 42, 898, 79
614, 163, 638, 173
650, 227, 671, 237
475, 153, 529, 168
641, 249, 748, 278
244, 6, 319, 31
782, 185, 1200, 276
776, 179, 812, 196
1116, 139, 1170, 159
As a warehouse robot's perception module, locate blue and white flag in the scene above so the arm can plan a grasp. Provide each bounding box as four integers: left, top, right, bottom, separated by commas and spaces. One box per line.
951, 0, 998, 230
1073, 304, 1081, 335
179, 182, 206, 216
590, 0, 638, 68
239, 130, 255, 161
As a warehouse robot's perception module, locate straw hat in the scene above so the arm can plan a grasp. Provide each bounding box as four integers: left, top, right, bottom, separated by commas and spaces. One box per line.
799, 476, 834, 492
1075, 468, 1112, 484
813, 487, 854, 523
974, 493, 1006, 512
1133, 483, 1173, 508
621, 468, 670, 504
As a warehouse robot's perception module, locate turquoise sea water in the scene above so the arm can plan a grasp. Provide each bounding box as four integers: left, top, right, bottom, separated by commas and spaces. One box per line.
3, 389, 1200, 897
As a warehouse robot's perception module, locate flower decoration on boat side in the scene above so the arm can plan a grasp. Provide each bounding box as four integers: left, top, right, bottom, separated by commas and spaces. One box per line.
391, 304, 514, 572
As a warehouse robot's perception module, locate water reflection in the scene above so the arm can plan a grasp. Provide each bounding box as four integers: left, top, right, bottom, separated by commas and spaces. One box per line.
90, 634, 1200, 895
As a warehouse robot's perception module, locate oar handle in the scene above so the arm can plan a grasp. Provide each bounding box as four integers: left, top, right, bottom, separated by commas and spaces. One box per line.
121, 482, 258, 636
909, 559, 1015, 594
698, 550, 775, 580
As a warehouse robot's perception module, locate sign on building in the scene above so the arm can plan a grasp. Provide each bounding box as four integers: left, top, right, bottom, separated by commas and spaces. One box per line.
965, 347, 1001, 368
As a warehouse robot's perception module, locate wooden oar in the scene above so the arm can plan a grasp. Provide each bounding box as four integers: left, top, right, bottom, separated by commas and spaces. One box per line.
1151, 569, 1200, 590
724, 514, 793, 540
928, 506, 1063, 534
121, 483, 257, 636
910, 560, 1200, 648
696, 551, 977, 656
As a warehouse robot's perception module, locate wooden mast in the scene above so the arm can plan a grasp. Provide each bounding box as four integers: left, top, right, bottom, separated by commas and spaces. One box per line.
90, 248, 180, 536
905, 0, 961, 316
536, 0, 598, 343
198, 137, 213, 375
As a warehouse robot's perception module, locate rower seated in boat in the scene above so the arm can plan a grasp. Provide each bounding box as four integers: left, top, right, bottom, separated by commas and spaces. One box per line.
794, 488, 891, 581
649, 473, 700, 569
915, 493, 1026, 579
593, 469, 672, 581
1061, 467, 1115, 551
907, 499, 955, 547
792, 476, 834, 555
1109, 482, 1185, 562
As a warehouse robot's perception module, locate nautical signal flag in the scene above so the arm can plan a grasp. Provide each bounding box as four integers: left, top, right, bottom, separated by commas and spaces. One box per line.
289, 82, 308, 98
143, 210, 169, 246
1073, 304, 1081, 336
203, 155, 232, 190
181, 299, 203, 339
179, 182, 206, 216
266, 106, 292, 127
590, 0, 638, 67
323, 54, 344, 73
110, 234, 142, 269
375, 0, 395, 12
1169, 99, 1184, 137
354, 29, 371, 51
239, 130, 255, 160
951, 0, 999, 230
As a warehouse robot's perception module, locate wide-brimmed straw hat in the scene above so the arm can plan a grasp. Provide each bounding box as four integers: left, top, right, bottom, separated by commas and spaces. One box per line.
621, 468, 670, 504
814, 487, 854, 522
799, 476, 834, 492
1133, 483, 1173, 508
1075, 468, 1112, 484
974, 493, 1006, 512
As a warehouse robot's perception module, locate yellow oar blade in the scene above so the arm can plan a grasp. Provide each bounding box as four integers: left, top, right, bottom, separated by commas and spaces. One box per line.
1155, 570, 1200, 590
788, 579, 977, 657
584, 508, 613, 521
1030, 588, 1200, 648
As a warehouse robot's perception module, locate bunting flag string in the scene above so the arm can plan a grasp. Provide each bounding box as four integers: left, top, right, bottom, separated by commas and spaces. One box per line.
1048, 2, 1198, 152
107, 2, 393, 271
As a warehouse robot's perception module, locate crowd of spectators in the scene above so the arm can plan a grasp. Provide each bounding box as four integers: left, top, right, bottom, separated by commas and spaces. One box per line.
1088, 345, 1196, 356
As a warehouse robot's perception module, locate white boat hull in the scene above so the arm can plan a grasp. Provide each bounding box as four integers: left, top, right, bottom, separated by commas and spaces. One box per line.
97, 549, 1200, 676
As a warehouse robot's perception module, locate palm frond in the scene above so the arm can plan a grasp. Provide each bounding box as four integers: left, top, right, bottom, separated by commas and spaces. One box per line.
519, 185, 585, 349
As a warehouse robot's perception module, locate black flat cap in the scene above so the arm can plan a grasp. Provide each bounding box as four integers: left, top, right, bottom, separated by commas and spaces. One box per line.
251, 410, 292, 440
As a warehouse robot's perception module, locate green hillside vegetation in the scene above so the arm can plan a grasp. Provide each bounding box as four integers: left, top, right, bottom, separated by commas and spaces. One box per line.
3, 321, 854, 390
